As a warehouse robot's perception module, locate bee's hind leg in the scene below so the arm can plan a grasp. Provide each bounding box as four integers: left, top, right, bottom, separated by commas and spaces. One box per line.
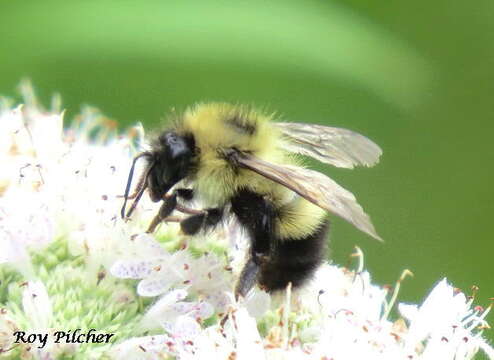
235, 256, 260, 300
230, 189, 277, 299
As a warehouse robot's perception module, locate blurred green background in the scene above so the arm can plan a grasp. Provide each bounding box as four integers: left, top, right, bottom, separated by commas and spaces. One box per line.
1, 0, 493, 346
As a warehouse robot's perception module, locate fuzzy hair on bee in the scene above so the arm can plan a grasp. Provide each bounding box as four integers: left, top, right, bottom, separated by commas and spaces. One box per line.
121, 103, 382, 298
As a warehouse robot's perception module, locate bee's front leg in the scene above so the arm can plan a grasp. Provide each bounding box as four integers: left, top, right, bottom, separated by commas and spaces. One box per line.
146, 188, 193, 233
146, 200, 177, 233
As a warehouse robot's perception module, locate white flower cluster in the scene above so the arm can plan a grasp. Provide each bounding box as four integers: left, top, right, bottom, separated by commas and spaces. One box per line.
0, 89, 492, 359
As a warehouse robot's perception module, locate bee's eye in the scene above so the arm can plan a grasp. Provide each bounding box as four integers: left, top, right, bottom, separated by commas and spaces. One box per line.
167, 133, 178, 144
160, 132, 191, 159
158, 132, 176, 145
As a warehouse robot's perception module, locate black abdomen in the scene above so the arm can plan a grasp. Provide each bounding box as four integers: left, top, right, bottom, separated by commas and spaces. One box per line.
230, 188, 329, 294
259, 219, 330, 291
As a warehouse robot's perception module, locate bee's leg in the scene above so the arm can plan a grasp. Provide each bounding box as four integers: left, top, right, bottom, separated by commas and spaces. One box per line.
117, 176, 145, 200
234, 256, 260, 299
175, 188, 194, 201
162, 188, 194, 206
146, 195, 179, 233
179, 208, 224, 235
230, 190, 277, 299
147, 188, 202, 233
146, 188, 196, 233
165, 189, 202, 216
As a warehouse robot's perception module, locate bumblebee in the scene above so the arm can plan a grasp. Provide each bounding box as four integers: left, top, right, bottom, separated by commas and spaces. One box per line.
121, 103, 382, 298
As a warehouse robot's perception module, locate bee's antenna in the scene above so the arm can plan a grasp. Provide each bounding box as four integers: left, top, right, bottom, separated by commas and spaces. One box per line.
125, 176, 148, 219
121, 152, 153, 219
125, 161, 156, 218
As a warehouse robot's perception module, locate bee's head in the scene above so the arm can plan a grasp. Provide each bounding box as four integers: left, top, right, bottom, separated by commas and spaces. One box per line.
121, 131, 196, 219
147, 131, 196, 202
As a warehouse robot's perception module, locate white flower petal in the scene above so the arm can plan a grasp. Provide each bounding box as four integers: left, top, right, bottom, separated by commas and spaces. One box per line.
137, 273, 177, 297
109, 335, 172, 360
21, 281, 52, 330
110, 259, 156, 279
169, 315, 202, 339
244, 289, 271, 319
234, 308, 265, 360
140, 289, 189, 330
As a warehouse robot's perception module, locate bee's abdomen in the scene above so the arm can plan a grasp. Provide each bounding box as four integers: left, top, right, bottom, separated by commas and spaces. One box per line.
259, 219, 330, 291
230, 188, 329, 295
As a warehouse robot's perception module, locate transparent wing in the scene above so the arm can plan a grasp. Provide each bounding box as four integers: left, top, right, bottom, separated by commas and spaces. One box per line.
236, 154, 382, 241
275, 122, 382, 169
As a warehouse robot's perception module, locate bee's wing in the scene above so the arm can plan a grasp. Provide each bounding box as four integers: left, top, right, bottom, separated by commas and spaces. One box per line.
275, 122, 382, 169
236, 153, 382, 241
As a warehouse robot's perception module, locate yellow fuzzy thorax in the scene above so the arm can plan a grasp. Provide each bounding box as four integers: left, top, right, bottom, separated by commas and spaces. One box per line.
179, 103, 291, 204
181, 103, 278, 156
174, 102, 327, 240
